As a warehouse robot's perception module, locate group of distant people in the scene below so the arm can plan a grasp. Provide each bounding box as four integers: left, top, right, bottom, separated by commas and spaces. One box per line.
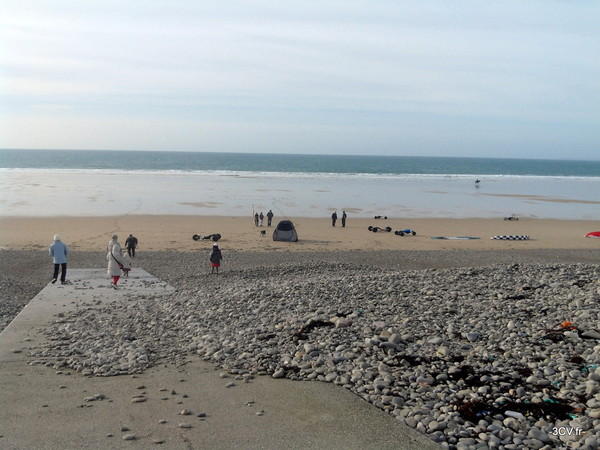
252, 208, 349, 229
254, 209, 274, 227
331, 210, 348, 227
49, 208, 352, 284
48, 229, 225, 285
252, 208, 350, 229
48, 233, 139, 288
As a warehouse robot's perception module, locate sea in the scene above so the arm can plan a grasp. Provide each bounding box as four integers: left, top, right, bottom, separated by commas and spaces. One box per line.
1, 149, 599, 220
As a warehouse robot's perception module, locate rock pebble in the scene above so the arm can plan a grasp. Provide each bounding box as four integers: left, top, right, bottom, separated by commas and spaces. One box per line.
4, 250, 600, 449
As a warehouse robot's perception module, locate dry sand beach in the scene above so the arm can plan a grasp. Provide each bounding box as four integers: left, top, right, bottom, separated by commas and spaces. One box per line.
1, 215, 599, 252
1, 215, 599, 449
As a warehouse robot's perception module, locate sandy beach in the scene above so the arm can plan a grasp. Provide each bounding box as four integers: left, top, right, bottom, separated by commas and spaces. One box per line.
1, 215, 599, 252
1, 214, 600, 449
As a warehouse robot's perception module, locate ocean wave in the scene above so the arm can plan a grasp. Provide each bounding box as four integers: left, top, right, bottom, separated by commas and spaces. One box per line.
1, 167, 599, 182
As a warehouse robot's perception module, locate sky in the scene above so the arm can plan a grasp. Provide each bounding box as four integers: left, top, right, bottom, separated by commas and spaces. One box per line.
1, 1, 599, 160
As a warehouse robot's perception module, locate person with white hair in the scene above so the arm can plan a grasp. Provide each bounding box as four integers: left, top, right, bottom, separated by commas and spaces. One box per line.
107, 235, 119, 252
107, 235, 125, 289
49, 234, 68, 284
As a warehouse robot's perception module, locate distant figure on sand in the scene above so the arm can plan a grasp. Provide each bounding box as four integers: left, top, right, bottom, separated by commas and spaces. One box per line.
475, 179, 480, 188
209, 243, 223, 274
254, 213, 259, 227
49, 234, 68, 284
259, 212, 264, 227
341, 211, 347, 227
125, 234, 138, 258
331, 210, 338, 227
267, 210, 274, 226
107, 235, 125, 289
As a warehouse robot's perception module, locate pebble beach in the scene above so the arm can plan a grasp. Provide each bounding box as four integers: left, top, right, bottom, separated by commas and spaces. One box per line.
1, 244, 599, 449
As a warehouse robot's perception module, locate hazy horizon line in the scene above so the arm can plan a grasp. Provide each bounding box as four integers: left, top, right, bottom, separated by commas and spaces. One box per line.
2, 147, 600, 163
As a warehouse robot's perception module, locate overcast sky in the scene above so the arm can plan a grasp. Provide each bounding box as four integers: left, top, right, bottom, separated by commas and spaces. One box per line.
2, 1, 599, 160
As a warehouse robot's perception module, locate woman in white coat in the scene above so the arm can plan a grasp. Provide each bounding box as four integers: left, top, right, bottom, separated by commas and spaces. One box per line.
107, 235, 125, 289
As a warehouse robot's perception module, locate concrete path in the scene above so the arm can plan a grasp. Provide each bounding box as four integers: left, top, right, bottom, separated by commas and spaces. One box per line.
0, 269, 439, 449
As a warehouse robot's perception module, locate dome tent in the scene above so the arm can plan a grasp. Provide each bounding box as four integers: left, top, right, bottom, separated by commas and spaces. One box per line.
273, 220, 298, 242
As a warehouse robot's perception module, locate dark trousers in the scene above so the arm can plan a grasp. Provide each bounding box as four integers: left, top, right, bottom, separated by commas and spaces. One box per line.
127, 247, 136, 257
53, 263, 67, 282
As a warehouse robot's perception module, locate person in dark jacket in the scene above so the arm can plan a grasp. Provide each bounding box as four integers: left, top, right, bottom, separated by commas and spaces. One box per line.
125, 234, 138, 258
209, 244, 223, 274
267, 210, 274, 226
331, 210, 338, 227
49, 234, 68, 284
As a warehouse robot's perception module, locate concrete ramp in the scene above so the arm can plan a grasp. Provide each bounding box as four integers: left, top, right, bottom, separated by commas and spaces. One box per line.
0, 269, 439, 449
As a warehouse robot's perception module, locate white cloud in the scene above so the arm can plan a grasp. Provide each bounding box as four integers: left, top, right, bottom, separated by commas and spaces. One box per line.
1, 0, 599, 159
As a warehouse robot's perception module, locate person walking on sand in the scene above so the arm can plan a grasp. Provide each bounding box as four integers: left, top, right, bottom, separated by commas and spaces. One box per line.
107, 235, 125, 289
331, 210, 338, 227
267, 210, 274, 226
209, 243, 223, 274
254, 212, 259, 227
259, 212, 264, 227
49, 234, 68, 284
125, 234, 138, 258
341, 211, 347, 227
